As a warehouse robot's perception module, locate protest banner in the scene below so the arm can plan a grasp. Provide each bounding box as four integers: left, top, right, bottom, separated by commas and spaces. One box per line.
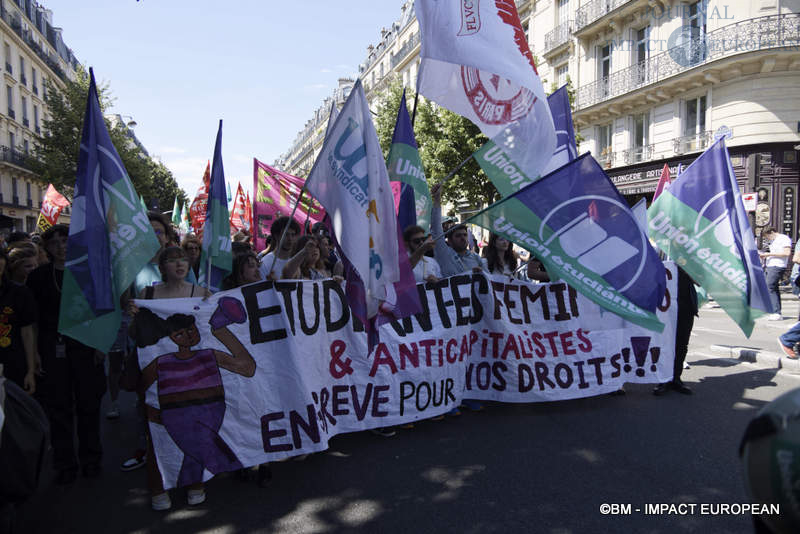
136, 266, 676, 489
36, 184, 70, 232
252, 159, 325, 252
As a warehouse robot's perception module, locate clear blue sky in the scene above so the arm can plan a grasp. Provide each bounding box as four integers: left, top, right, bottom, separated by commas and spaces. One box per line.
45, 0, 404, 201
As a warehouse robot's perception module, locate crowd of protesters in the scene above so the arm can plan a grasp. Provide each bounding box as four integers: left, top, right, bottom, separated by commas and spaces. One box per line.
1, 188, 705, 512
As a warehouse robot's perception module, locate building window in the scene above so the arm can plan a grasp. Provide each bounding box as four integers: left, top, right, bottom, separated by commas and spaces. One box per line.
683, 1, 707, 65
9, 132, 14, 150
597, 123, 613, 165
23, 139, 28, 154
31, 67, 37, 93
26, 182, 31, 202
18, 56, 24, 84
556, 64, 568, 88
21, 95, 27, 122
597, 44, 611, 96
3, 43, 10, 73
557, 0, 569, 25
33, 104, 38, 131
12, 177, 17, 197
684, 96, 707, 136
634, 26, 650, 84
629, 112, 650, 163
6, 85, 13, 118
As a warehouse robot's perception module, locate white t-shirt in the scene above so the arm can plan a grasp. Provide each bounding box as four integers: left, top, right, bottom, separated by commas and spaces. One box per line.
259, 252, 289, 279
412, 256, 441, 282
767, 233, 792, 268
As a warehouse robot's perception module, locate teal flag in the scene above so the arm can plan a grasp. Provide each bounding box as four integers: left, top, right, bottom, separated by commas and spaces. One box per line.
171, 196, 181, 226
468, 154, 666, 332
647, 138, 770, 336
198, 120, 232, 291
387, 90, 431, 231
58, 68, 160, 352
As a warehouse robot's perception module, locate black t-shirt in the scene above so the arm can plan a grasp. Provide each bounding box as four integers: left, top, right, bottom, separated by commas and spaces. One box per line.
0, 282, 37, 386
26, 263, 61, 335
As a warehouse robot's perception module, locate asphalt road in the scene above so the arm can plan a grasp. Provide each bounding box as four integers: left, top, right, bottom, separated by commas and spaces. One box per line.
12, 290, 800, 534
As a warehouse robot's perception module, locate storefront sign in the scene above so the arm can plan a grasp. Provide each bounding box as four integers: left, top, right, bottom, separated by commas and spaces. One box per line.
782, 186, 795, 238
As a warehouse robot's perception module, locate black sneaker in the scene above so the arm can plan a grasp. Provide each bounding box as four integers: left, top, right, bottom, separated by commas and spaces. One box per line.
653, 383, 670, 396
671, 379, 692, 395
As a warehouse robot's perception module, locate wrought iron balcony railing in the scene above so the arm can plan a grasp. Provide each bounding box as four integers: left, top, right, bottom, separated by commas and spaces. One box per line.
598, 149, 616, 168
544, 20, 573, 54
575, 0, 631, 32
390, 32, 420, 69
575, 14, 800, 110
673, 131, 714, 154
623, 144, 654, 165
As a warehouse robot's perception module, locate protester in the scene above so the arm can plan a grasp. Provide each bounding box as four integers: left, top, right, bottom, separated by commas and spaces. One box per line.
181, 234, 202, 279
0, 248, 38, 395
222, 251, 262, 290
430, 183, 484, 277
6, 243, 40, 285
6, 231, 30, 245
653, 267, 698, 395
282, 235, 327, 280
430, 183, 484, 413
525, 256, 552, 283
135, 212, 187, 294
403, 225, 440, 283
27, 224, 107, 484
481, 233, 518, 277
759, 227, 791, 320
128, 246, 211, 510
260, 216, 300, 280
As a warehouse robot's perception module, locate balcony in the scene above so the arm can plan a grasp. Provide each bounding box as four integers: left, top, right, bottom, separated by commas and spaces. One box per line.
390, 32, 419, 69
575, 14, 800, 110
598, 148, 616, 169
623, 144, 654, 165
575, 0, 631, 33
0, 145, 36, 172
543, 20, 572, 56
673, 131, 714, 154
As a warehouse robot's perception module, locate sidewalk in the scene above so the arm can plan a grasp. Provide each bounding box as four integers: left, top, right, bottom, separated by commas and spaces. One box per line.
697, 284, 800, 374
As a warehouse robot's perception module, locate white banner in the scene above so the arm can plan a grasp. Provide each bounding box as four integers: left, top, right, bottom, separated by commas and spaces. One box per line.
136, 265, 677, 489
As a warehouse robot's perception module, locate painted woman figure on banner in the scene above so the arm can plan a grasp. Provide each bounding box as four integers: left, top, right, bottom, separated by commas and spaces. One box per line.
134, 296, 256, 488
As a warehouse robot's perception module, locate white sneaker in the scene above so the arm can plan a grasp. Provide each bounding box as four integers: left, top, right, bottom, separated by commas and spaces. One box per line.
187, 488, 206, 506
768, 313, 784, 321
151, 493, 171, 511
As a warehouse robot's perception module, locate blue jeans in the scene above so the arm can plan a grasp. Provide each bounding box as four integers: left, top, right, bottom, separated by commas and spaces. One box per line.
765, 266, 786, 314
780, 322, 800, 348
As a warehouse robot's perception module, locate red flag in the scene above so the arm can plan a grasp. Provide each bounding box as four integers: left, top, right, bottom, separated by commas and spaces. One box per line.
653, 163, 671, 201
229, 182, 248, 232
245, 191, 253, 230
189, 161, 211, 231
36, 184, 70, 232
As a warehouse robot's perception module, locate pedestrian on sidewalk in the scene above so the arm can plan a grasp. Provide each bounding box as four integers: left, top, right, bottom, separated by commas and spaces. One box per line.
759, 227, 791, 321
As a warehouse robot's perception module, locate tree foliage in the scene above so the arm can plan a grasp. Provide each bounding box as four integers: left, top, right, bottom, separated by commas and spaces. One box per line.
371, 80, 491, 212
31, 65, 186, 210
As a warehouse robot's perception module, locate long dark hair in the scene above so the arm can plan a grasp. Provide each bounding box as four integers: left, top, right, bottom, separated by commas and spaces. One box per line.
484, 233, 517, 273
134, 308, 196, 348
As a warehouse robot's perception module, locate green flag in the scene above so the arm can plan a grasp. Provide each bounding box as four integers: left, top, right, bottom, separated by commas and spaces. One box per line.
171, 196, 181, 226
198, 120, 232, 291
58, 68, 160, 352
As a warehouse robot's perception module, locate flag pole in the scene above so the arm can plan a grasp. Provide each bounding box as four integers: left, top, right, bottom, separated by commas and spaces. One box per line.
264, 186, 306, 278
410, 90, 420, 127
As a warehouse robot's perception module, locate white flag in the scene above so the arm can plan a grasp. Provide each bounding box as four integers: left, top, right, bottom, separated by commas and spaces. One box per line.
305, 80, 399, 315
416, 0, 556, 179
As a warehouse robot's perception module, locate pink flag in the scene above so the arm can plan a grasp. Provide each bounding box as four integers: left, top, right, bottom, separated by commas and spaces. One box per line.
653, 163, 672, 201
252, 159, 325, 252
